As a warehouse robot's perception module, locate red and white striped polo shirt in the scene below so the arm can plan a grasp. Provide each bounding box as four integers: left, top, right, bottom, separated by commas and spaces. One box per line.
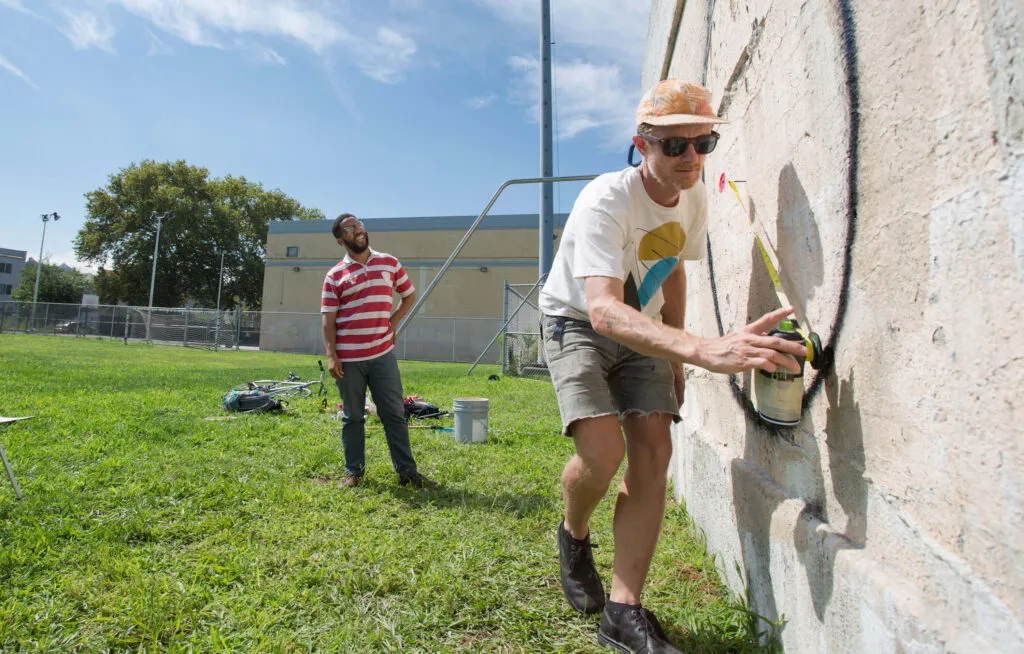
321, 249, 415, 362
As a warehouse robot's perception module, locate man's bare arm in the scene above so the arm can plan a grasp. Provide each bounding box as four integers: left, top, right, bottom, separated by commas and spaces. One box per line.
660, 265, 687, 405
390, 291, 416, 331
659, 264, 686, 331
322, 310, 343, 378
585, 276, 806, 374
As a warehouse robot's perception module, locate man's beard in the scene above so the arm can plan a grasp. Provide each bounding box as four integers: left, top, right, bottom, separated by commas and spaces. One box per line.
346, 234, 369, 254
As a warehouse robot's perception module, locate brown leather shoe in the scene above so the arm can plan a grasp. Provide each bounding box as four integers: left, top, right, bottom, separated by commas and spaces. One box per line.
339, 473, 361, 488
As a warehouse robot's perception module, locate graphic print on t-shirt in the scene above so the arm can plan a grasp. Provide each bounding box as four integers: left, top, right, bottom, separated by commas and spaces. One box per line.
623, 221, 687, 311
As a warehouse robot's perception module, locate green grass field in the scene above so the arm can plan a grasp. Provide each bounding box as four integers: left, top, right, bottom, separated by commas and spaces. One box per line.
0, 335, 770, 652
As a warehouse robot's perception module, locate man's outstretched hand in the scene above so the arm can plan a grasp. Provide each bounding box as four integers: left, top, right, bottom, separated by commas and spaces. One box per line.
691, 307, 807, 375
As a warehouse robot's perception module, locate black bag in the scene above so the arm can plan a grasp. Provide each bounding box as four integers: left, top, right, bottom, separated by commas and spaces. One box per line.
403, 396, 447, 421
221, 390, 287, 414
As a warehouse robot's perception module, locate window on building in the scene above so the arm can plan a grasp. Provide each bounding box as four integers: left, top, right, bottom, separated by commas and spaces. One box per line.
286, 246, 299, 258
0, 284, 12, 295
0, 262, 11, 274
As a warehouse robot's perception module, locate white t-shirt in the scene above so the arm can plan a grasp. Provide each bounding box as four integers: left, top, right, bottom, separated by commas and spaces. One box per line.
539, 166, 708, 322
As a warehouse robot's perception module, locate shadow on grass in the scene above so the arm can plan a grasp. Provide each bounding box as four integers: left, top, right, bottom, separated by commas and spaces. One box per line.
309, 472, 554, 519
386, 481, 554, 519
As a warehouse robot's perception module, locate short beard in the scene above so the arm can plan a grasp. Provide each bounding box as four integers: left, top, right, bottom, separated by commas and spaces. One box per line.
345, 235, 369, 254
643, 160, 698, 192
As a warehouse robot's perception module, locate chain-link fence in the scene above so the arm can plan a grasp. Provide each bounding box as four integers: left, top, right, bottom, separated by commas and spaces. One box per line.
0, 301, 259, 349
0, 301, 501, 364
500, 281, 549, 377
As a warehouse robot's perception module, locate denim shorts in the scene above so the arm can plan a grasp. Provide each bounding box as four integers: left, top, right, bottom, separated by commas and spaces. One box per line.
541, 314, 680, 436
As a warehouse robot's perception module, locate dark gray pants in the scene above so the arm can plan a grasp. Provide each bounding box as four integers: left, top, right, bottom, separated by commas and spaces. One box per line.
335, 349, 417, 477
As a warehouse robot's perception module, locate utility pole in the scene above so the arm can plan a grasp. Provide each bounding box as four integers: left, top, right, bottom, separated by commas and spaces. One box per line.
539, 0, 555, 280
147, 211, 173, 342
29, 212, 60, 332
214, 248, 226, 351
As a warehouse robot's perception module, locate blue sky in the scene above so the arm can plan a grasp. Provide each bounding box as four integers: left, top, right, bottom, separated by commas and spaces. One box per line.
0, 0, 650, 272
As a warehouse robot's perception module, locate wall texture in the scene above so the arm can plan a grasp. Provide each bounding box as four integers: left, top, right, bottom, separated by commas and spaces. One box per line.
644, 0, 1023, 651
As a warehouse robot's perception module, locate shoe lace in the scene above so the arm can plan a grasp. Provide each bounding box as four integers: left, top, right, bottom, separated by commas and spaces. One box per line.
630, 607, 658, 636
567, 538, 598, 570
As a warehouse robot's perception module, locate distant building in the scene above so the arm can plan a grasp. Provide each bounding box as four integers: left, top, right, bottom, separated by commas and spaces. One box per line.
262, 213, 568, 358
0, 248, 27, 301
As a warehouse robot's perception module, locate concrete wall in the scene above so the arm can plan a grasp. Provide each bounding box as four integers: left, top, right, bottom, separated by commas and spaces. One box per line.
645, 0, 1024, 651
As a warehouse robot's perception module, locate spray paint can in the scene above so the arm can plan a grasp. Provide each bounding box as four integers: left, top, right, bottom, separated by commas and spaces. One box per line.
754, 319, 806, 426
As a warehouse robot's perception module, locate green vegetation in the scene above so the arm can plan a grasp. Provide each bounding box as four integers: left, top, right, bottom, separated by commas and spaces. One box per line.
74, 160, 324, 309
0, 335, 772, 652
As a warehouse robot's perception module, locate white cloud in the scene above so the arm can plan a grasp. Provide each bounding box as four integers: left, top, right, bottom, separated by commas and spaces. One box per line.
0, 0, 35, 15
145, 27, 174, 55
249, 42, 287, 67
354, 26, 417, 84
466, 93, 496, 110
474, 0, 648, 62
508, 55, 636, 144
61, 9, 117, 52
103, 1, 419, 82
0, 52, 38, 89
111, 0, 347, 51
479, 0, 648, 145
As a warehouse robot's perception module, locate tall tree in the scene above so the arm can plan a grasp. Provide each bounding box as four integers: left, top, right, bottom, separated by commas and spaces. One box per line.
11, 261, 91, 304
74, 160, 323, 309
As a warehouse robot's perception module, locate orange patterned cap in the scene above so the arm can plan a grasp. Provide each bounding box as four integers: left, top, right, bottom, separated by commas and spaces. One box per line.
635, 79, 727, 127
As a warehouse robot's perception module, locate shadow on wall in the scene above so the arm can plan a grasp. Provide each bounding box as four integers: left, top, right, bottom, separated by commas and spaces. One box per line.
792, 371, 868, 620
731, 164, 868, 628
732, 374, 868, 629
776, 163, 825, 323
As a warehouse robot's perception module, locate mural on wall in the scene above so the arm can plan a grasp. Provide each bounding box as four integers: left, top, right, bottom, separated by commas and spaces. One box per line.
704, 0, 861, 422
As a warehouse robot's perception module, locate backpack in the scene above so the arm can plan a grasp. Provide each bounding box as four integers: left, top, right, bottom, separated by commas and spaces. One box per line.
221, 389, 287, 414
403, 396, 447, 421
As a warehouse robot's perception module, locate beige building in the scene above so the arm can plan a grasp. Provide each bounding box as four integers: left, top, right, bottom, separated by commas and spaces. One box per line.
261, 214, 565, 360
645, 0, 1023, 652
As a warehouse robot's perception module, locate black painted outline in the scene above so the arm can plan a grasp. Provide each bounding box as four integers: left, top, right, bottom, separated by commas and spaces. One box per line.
707, 0, 860, 420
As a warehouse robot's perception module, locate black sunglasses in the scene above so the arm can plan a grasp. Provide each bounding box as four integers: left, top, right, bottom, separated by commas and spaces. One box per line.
640, 131, 720, 156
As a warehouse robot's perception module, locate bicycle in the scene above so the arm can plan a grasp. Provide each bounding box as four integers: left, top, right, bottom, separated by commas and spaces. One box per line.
235, 360, 328, 399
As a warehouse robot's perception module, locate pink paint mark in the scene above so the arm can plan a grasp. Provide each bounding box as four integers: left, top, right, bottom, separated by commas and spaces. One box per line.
718, 172, 727, 193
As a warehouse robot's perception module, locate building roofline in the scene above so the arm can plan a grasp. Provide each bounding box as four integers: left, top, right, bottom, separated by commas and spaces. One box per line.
268, 212, 570, 235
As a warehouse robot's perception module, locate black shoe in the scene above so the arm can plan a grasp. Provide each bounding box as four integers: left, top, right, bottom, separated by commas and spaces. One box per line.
397, 472, 439, 489
557, 519, 606, 614
597, 602, 682, 653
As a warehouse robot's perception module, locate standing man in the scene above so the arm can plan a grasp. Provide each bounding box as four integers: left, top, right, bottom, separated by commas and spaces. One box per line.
539, 80, 806, 652
321, 213, 438, 490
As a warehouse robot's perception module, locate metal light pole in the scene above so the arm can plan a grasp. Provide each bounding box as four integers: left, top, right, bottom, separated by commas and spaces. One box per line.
539, 0, 555, 279
29, 212, 60, 332
214, 248, 225, 351
146, 211, 173, 342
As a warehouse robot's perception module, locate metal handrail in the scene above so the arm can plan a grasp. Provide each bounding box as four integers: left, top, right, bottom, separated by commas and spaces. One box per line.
395, 175, 598, 338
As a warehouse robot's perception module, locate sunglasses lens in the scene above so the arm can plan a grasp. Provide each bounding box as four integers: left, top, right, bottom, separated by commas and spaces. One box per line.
694, 134, 718, 154
662, 138, 687, 157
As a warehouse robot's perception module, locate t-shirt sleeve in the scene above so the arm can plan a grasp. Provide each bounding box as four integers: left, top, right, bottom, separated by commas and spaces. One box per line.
321, 273, 340, 313
393, 261, 415, 298
571, 207, 627, 280
680, 192, 708, 260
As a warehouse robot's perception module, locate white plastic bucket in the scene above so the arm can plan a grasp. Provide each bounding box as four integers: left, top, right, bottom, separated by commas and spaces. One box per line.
453, 397, 489, 444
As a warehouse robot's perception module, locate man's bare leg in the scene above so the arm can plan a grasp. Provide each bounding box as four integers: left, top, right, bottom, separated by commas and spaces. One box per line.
608, 412, 674, 605
562, 414, 625, 540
